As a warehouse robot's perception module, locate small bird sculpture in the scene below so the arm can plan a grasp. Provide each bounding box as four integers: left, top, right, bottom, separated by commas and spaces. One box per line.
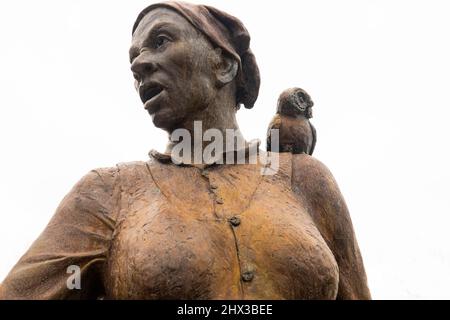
266, 87, 316, 155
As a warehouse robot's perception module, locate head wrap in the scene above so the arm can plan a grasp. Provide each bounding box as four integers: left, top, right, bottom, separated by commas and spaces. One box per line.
132, 1, 260, 109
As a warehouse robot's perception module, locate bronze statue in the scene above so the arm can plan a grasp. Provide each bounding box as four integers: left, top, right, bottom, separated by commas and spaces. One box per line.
0, 1, 370, 299
267, 88, 317, 155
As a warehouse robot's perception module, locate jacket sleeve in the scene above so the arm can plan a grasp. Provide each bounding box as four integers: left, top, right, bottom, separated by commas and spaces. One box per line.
0, 167, 120, 300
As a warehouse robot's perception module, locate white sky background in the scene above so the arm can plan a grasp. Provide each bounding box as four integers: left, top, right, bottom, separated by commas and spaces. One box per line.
1, 0, 450, 299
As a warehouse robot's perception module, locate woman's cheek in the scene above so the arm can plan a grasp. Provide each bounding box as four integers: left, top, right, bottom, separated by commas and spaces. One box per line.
165, 42, 194, 74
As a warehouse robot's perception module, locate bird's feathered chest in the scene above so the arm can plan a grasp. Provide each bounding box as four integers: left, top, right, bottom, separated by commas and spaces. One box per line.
278, 115, 313, 144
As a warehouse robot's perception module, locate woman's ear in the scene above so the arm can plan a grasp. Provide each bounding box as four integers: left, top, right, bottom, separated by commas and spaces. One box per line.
213, 48, 238, 87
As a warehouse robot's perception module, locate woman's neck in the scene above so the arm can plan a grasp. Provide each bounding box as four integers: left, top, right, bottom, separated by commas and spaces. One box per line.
164, 88, 248, 165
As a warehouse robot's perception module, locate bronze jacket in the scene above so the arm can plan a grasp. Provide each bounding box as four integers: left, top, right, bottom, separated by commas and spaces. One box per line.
0, 152, 370, 299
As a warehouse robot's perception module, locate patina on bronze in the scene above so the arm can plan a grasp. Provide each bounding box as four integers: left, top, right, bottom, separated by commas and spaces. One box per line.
0, 1, 371, 299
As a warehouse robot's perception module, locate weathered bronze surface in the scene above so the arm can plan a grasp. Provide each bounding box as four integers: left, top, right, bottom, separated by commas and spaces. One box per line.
0, 1, 370, 300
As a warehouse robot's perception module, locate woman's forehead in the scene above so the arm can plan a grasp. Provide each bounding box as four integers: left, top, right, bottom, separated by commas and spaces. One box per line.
133, 7, 194, 38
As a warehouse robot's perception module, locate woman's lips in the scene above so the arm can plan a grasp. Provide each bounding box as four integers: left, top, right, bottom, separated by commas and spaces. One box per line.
144, 89, 165, 114
139, 82, 165, 113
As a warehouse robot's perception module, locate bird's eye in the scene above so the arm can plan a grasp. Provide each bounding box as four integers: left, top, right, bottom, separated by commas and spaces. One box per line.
155, 35, 169, 49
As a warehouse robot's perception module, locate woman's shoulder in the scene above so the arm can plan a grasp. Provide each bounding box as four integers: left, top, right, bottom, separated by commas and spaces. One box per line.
291, 154, 336, 183
74, 160, 151, 194
290, 153, 344, 207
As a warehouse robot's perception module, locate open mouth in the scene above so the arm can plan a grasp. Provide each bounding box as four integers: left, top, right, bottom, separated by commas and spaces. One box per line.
139, 82, 165, 108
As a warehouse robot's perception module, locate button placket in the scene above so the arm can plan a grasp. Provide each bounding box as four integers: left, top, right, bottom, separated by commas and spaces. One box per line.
207, 172, 224, 205
201, 168, 225, 218
200, 166, 267, 293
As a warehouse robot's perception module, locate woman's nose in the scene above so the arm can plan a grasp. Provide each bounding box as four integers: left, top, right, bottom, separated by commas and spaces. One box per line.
130, 53, 157, 80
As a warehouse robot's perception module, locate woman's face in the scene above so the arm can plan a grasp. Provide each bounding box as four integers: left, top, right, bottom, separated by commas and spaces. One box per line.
130, 8, 218, 131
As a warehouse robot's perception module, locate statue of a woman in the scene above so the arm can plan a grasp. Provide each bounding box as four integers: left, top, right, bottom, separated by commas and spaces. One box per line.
0, 1, 370, 299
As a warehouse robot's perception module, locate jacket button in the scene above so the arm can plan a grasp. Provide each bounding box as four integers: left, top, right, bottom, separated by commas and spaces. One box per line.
229, 216, 241, 227
241, 271, 254, 282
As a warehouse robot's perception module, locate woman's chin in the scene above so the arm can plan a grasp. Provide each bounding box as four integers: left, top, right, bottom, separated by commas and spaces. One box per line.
150, 110, 180, 132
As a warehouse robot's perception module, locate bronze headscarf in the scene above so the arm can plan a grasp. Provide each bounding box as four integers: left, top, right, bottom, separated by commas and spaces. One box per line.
132, 1, 260, 109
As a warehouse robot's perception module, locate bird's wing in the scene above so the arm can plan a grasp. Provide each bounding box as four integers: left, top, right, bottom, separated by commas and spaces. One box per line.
266, 115, 282, 151
309, 122, 317, 155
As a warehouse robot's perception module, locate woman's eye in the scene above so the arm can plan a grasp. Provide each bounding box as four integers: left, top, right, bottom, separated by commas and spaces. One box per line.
155, 36, 169, 49
133, 72, 141, 81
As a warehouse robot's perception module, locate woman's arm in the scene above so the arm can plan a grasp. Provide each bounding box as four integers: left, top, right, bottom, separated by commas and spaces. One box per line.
291, 154, 371, 299
0, 167, 120, 300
